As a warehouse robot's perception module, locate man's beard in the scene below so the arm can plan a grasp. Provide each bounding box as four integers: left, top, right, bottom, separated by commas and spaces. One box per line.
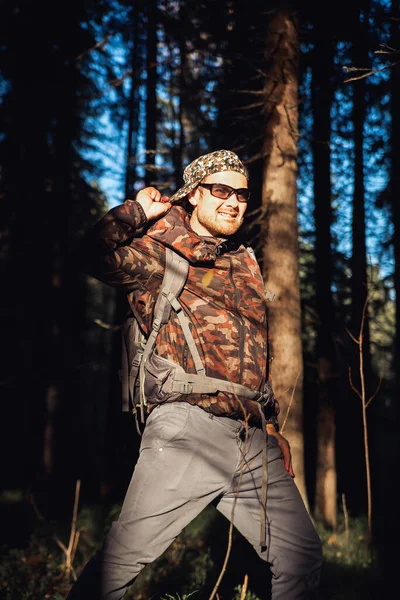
196, 206, 243, 237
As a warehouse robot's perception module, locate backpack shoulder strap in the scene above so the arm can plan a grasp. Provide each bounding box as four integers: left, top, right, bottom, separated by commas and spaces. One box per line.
138, 248, 189, 421
153, 247, 190, 325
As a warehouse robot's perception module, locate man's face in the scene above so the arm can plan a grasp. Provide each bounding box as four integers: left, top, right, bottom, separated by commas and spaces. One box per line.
188, 170, 248, 237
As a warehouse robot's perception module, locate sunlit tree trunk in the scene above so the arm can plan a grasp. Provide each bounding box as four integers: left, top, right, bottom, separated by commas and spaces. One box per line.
261, 9, 309, 505
311, 34, 337, 527
125, 2, 142, 199
174, 1, 187, 188
144, 0, 158, 186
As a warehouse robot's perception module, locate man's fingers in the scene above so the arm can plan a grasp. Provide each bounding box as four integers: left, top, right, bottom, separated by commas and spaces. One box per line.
147, 187, 161, 200
147, 201, 172, 220
283, 455, 295, 478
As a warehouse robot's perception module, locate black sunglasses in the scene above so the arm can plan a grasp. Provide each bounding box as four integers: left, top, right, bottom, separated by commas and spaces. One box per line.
198, 183, 250, 203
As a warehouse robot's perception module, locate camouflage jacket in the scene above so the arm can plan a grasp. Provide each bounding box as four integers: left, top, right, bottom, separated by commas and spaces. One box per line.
85, 200, 277, 425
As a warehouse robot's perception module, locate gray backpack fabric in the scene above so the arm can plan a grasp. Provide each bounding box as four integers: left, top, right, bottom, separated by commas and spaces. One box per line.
120, 248, 189, 429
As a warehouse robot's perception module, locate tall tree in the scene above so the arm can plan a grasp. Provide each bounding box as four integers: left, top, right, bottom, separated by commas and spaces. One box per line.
145, 0, 158, 186
260, 6, 308, 503
311, 28, 337, 526
390, 2, 400, 403
125, 2, 145, 199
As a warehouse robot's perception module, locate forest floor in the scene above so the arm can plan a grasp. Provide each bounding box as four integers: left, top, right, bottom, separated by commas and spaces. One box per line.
0, 490, 389, 600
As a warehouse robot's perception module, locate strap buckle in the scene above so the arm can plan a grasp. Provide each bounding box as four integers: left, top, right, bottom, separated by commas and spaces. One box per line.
132, 351, 143, 369
180, 381, 193, 394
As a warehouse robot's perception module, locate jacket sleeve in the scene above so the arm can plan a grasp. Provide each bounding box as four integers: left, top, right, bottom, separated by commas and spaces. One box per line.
80, 199, 150, 290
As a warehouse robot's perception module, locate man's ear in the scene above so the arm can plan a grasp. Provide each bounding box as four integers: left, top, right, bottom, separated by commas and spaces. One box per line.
187, 189, 198, 208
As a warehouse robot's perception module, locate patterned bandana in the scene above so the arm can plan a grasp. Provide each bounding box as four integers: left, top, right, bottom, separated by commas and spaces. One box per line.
169, 149, 249, 203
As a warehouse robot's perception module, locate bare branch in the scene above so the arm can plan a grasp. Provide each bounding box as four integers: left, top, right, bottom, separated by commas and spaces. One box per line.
65, 480, 81, 574
94, 318, 120, 331
348, 366, 362, 400
76, 35, 110, 61
274, 386, 292, 401
366, 376, 382, 409
345, 326, 359, 345
29, 492, 69, 554
239, 574, 249, 600
375, 43, 399, 54
347, 284, 375, 548
343, 60, 399, 83
280, 371, 300, 434
341, 493, 350, 542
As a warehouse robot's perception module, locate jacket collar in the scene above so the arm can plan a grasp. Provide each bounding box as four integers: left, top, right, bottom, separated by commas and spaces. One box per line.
145, 206, 241, 264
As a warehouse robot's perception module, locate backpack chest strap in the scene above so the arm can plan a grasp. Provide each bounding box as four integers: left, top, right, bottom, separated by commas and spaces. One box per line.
171, 372, 263, 401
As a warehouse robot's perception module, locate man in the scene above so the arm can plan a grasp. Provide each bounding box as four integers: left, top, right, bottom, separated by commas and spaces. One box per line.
67, 150, 323, 599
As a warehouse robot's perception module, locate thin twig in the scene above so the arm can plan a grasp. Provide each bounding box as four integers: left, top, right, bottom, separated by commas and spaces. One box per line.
65, 480, 81, 574
366, 377, 382, 409
29, 492, 69, 554
280, 370, 300, 434
240, 574, 249, 600
345, 326, 359, 344
348, 366, 362, 400
347, 289, 375, 548
30, 480, 82, 577
274, 386, 292, 401
76, 35, 110, 60
343, 60, 399, 82
342, 493, 349, 542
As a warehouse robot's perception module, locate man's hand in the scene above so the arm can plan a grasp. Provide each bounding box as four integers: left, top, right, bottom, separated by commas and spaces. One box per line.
266, 424, 295, 478
135, 187, 172, 221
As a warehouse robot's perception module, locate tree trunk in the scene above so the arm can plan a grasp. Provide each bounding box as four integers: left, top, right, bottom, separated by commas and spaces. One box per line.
261, 10, 308, 505
311, 35, 337, 527
174, 1, 187, 188
125, 3, 142, 199
390, 5, 400, 398
381, 7, 400, 592
145, 0, 158, 187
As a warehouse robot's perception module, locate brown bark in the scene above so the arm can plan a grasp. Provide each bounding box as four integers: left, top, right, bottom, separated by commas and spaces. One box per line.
174, 2, 187, 188
145, 0, 158, 186
261, 11, 308, 505
125, 3, 142, 199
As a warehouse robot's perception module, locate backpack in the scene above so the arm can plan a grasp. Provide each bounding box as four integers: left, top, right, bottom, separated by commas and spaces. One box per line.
119, 246, 276, 435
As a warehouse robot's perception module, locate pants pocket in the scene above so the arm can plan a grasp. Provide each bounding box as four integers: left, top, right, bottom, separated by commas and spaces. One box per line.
140, 403, 190, 452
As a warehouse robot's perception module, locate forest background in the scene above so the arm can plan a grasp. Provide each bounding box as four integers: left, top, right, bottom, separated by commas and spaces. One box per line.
0, 0, 399, 599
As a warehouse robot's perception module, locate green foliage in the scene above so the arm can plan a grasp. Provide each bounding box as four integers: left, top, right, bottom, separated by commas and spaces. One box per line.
315, 515, 382, 600
0, 535, 71, 600
232, 585, 261, 600
316, 514, 373, 569
0, 501, 384, 600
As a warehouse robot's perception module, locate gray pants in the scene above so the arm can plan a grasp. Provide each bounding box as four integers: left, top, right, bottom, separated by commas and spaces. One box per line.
67, 402, 323, 599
